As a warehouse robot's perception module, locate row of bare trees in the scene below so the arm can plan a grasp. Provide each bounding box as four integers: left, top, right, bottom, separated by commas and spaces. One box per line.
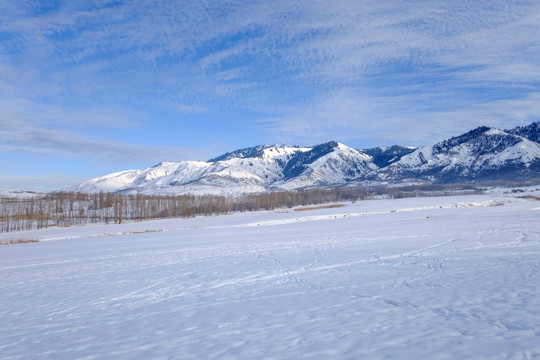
0, 185, 482, 233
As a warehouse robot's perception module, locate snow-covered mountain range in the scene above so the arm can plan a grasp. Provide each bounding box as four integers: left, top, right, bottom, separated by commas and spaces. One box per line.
71, 122, 540, 195
371, 124, 540, 183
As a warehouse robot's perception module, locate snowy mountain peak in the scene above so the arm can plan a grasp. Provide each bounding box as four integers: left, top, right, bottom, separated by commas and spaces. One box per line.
259, 145, 311, 162
208, 144, 308, 163
432, 126, 492, 155
208, 145, 269, 162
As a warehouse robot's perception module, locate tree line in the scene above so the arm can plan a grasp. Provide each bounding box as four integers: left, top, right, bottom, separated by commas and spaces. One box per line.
0, 185, 482, 233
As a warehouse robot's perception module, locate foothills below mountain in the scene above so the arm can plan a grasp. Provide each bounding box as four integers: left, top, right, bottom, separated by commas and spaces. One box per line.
71, 122, 540, 195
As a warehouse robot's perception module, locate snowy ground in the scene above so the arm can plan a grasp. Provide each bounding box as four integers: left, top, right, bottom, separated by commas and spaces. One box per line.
1, 190, 540, 359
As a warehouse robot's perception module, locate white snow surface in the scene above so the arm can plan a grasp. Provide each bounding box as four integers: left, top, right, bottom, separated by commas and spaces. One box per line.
1, 192, 540, 359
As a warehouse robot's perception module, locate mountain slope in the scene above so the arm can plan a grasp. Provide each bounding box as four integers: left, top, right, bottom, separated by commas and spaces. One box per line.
277, 142, 377, 190
362, 145, 417, 167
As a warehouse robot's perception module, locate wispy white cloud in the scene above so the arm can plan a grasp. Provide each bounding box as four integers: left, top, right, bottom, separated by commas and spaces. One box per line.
4, 0, 538, 105
0, 120, 211, 164
0, 98, 212, 164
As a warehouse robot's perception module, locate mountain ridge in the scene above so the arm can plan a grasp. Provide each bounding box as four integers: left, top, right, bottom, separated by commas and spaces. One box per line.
70, 122, 540, 195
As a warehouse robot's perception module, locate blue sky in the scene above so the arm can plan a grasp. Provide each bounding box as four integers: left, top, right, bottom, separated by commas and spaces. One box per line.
1, 0, 540, 191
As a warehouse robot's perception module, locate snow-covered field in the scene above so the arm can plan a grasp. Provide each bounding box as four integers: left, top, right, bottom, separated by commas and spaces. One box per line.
1, 190, 540, 359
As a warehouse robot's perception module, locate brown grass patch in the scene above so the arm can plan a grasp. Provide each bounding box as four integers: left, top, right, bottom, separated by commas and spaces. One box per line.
125, 229, 163, 235
0, 238, 40, 245
520, 195, 540, 201
294, 204, 345, 212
